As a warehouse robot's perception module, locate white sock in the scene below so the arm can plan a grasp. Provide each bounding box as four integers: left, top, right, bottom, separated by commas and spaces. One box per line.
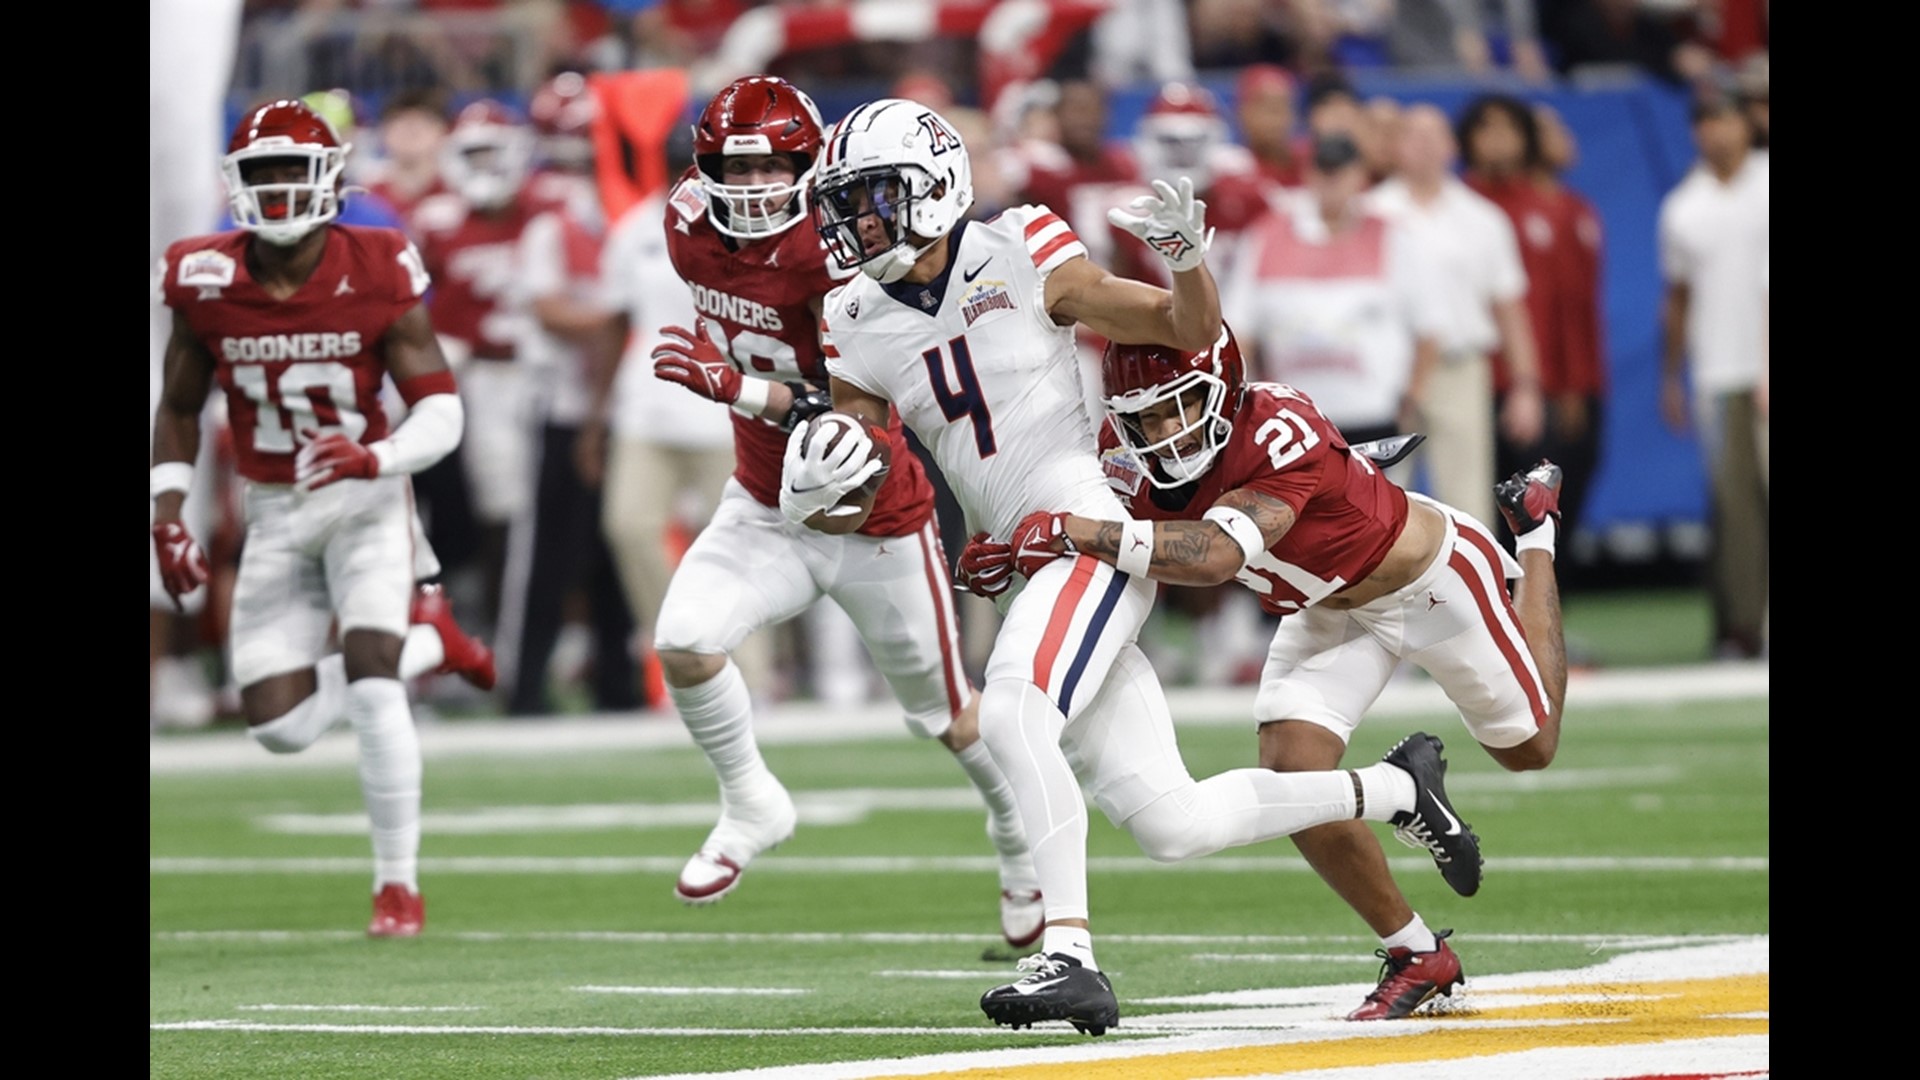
954, 739, 1037, 893
1042, 924, 1097, 970
348, 677, 421, 891
978, 679, 1088, 924
247, 657, 348, 754
1382, 913, 1438, 954
400, 625, 445, 680
1515, 517, 1557, 559
1354, 762, 1418, 822
670, 660, 777, 805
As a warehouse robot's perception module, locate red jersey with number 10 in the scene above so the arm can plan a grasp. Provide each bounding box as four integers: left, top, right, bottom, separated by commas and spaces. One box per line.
661, 169, 932, 537
159, 225, 429, 484
1100, 383, 1408, 616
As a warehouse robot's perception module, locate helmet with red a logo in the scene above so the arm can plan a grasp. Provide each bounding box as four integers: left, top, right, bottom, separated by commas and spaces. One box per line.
223, 99, 349, 246
1134, 82, 1230, 192
441, 98, 534, 210
1101, 325, 1247, 488
529, 71, 599, 172
692, 75, 825, 239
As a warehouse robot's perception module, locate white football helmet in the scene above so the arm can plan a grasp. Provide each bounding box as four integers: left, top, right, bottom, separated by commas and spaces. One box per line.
812, 99, 974, 283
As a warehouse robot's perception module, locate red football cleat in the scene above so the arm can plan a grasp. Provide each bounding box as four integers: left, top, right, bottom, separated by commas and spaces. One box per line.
410, 584, 496, 691
367, 883, 425, 938
1494, 459, 1564, 537
1347, 929, 1464, 1020
1000, 889, 1044, 949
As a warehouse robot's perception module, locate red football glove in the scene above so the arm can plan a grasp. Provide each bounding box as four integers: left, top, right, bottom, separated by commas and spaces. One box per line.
152, 521, 210, 610
954, 532, 1014, 597
1010, 511, 1075, 579
296, 431, 380, 492
652, 319, 742, 405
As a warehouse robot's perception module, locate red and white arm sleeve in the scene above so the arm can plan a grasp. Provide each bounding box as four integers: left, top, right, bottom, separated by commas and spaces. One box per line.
371, 371, 463, 476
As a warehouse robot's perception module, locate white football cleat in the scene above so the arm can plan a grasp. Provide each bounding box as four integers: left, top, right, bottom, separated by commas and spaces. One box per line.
675, 783, 798, 905
1000, 888, 1044, 949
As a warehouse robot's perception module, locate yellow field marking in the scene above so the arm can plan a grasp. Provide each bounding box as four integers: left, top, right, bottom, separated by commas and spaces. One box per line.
881, 974, 1768, 1080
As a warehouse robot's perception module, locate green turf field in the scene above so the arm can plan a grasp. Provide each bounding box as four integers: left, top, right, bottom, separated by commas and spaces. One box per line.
150, 681, 1769, 1079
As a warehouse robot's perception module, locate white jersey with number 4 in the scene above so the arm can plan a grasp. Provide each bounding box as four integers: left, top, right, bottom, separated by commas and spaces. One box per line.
823, 205, 1125, 539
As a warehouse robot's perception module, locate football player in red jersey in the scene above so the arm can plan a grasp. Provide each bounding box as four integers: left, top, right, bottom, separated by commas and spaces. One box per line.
970, 326, 1569, 1021
643, 76, 1041, 944
151, 100, 496, 938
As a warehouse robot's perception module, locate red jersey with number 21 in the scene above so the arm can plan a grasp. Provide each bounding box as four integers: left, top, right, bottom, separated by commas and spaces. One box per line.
1101, 383, 1409, 616
160, 225, 429, 484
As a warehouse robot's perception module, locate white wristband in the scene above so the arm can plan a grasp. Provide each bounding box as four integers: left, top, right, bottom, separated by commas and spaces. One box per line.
1513, 517, 1557, 560
1202, 506, 1264, 570
731, 376, 772, 419
1115, 519, 1155, 577
150, 462, 194, 500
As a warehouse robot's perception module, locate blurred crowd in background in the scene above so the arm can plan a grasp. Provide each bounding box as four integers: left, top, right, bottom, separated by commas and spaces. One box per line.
151, 0, 1769, 729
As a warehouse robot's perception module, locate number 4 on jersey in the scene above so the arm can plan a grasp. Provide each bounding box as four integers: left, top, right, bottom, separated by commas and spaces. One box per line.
921, 335, 997, 458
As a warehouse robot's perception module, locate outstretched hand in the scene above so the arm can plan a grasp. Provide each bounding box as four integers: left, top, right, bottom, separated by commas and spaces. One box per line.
1108, 177, 1213, 273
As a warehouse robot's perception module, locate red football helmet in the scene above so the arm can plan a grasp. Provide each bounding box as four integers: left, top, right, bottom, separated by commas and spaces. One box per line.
1102, 325, 1247, 488
529, 72, 598, 172
692, 75, 825, 239
222, 99, 348, 246
441, 98, 534, 210
1134, 82, 1230, 192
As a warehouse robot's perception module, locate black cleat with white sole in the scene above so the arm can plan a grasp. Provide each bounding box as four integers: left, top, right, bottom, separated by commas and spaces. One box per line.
980, 952, 1119, 1036
1383, 733, 1484, 897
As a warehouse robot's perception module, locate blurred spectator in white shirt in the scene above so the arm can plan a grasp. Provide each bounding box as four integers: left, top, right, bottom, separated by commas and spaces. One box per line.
1369, 104, 1543, 528
1658, 90, 1769, 660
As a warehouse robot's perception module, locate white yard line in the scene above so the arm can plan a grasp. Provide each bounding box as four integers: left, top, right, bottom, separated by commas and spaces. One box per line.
150, 663, 1769, 775
155, 929, 1755, 949
571, 986, 810, 996
149, 854, 1769, 874
148, 1020, 1101, 1037
236, 1004, 482, 1013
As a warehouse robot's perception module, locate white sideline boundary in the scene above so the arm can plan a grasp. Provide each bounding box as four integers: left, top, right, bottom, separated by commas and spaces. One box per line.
150, 662, 1768, 775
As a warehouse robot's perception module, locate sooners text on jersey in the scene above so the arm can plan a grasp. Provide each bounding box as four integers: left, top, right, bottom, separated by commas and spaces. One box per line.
662, 169, 932, 537
1102, 383, 1409, 615
160, 225, 430, 484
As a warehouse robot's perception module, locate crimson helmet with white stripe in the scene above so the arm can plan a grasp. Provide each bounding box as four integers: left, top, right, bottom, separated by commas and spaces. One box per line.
223, 99, 349, 246
693, 75, 825, 239
812, 99, 974, 283
1102, 324, 1246, 487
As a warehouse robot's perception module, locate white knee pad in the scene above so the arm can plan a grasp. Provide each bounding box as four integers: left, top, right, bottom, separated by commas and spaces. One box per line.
1122, 785, 1212, 864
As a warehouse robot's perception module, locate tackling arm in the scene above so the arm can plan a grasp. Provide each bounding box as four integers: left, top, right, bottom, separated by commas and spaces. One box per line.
1056, 488, 1296, 587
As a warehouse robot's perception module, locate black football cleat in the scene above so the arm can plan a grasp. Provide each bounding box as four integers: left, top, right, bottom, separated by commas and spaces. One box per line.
1494, 459, 1564, 537
1383, 733, 1484, 898
980, 952, 1119, 1036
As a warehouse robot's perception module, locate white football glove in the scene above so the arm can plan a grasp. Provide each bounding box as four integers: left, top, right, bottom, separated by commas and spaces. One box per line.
779, 417, 884, 525
1108, 177, 1214, 274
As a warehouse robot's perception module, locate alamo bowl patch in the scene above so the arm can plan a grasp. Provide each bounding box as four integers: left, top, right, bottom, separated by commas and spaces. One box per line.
960, 280, 1016, 327
669, 178, 708, 223
178, 250, 236, 288
1101, 445, 1145, 497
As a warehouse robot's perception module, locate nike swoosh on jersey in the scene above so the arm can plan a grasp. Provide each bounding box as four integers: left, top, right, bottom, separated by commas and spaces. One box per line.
962, 259, 990, 282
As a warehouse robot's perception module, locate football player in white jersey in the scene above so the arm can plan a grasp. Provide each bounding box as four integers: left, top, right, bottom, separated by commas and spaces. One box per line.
781, 100, 1484, 1035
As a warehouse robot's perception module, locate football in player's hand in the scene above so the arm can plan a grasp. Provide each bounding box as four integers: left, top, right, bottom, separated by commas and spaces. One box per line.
803, 412, 892, 504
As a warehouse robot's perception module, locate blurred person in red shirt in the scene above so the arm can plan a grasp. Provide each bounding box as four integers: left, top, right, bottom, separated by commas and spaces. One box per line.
1017, 79, 1141, 269
1235, 64, 1305, 189
363, 89, 452, 232
1459, 96, 1606, 551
